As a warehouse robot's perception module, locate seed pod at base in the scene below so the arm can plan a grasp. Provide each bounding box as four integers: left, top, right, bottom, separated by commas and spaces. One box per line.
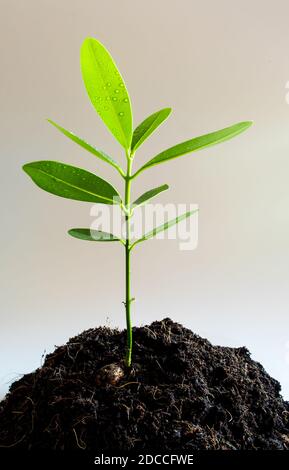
95, 363, 125, 386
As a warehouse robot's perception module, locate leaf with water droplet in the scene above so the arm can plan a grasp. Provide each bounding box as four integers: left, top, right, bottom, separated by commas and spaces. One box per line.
23, 161, 122, 205
47, 119, 125, 177
81, 38, 133, 150
133, 121, 253, 177
131, 108, 172, 153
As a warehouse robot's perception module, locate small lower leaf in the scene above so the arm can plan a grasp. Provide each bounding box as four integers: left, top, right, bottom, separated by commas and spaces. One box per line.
131, 209, 198, 248
68, 228, 123, 243
132, 184, 169, 209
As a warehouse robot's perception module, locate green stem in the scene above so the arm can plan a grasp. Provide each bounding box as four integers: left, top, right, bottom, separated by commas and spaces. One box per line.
124, 152, 133, 367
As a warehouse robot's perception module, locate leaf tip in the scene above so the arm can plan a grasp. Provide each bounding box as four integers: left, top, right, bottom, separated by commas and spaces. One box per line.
81, 36, 94, 46
242, 120, 254, 128
81, 37, 106, 54
46, 119, 60, 131
22, 163, 30, 174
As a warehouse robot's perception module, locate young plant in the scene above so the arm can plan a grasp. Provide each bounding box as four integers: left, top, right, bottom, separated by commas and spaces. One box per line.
23, 38, 252, 367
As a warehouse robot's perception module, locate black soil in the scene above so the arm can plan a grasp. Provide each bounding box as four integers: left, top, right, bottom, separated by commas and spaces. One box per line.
0, 318, 288, 451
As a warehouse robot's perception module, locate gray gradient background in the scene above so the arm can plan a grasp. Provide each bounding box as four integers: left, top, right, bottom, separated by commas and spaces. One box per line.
1, 0, 289, 399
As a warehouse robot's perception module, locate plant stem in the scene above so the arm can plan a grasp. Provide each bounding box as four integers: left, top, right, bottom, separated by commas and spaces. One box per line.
124, 152, 133, 367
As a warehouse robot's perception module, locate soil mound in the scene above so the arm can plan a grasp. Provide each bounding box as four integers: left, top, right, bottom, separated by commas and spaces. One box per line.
0, 318, 288, 450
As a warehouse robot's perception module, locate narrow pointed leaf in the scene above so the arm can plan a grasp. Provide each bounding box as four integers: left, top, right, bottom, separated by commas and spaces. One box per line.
81, 37, 133, 150
23, 161, 121, 204
133, 121, 253, 177
131, 209, 198, 248
68, 228, 123, 243
47, 119, 125, 177
131, 108, 171, 153
132, 184, 169, 209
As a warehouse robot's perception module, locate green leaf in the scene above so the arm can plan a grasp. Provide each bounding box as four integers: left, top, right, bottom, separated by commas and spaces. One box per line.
133, 121, 253, 177
47, 119, 125, 177
68, 228, 123, 244
23, 161, 121, 204
131, 209, 198, 248
80, 37, 133, 150
131, 108, 171, 153
132, 184, 169, 209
